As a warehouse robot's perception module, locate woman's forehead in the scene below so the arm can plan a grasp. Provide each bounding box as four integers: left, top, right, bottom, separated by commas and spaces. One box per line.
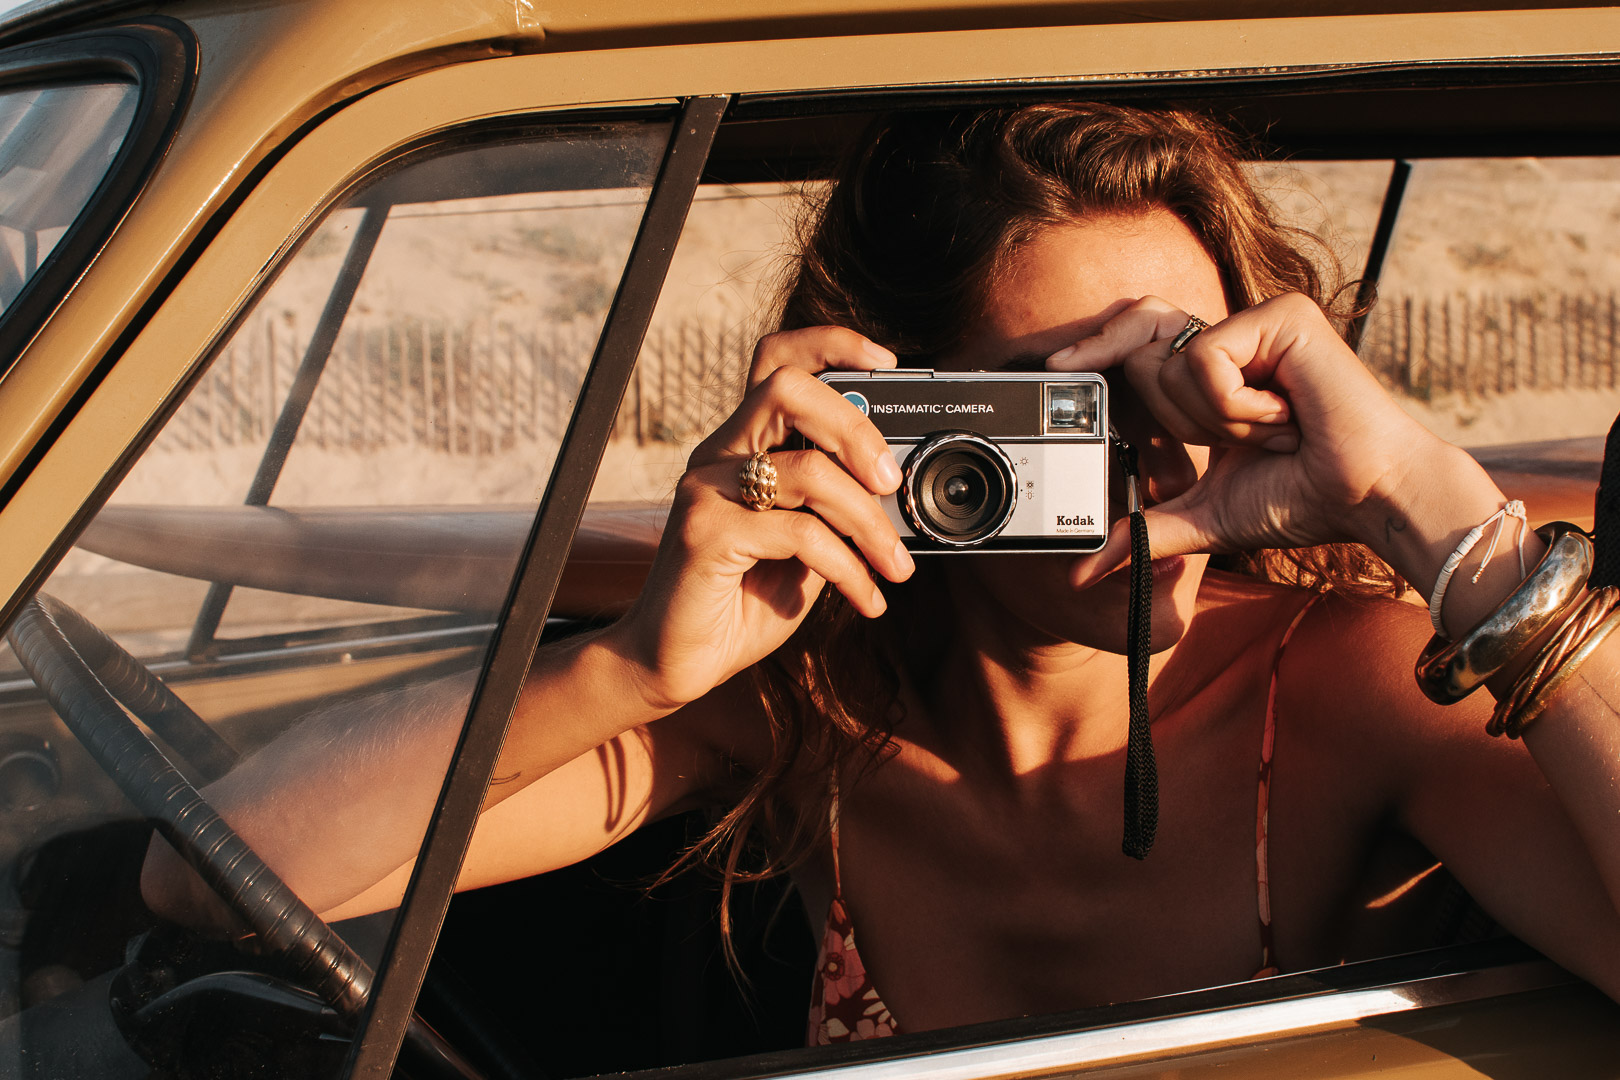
943, 209, 1228, 371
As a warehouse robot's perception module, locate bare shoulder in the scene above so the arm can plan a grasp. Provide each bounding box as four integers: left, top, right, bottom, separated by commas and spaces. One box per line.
1270, 586, 1501, 795
1186, 570, 1333, 668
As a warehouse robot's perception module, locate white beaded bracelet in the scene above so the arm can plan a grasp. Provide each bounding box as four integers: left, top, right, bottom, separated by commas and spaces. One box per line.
1429, 500, 1528, 638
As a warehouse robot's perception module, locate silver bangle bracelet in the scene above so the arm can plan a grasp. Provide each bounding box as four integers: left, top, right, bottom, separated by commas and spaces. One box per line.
1414, 522, 1593, 705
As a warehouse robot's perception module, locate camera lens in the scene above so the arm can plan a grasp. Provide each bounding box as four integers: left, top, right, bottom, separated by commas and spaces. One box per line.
900, 432, 1017, 546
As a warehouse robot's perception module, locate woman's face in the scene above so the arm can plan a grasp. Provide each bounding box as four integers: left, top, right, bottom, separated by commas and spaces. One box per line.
934, 208, 1231, 655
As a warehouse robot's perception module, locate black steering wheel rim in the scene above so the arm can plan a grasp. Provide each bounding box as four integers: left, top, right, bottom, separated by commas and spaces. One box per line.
5, 593, 375, 1018
6, 594, 497, 1079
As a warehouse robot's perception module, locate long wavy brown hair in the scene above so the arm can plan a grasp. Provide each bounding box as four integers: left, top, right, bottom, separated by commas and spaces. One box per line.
677, 102, 1404, 960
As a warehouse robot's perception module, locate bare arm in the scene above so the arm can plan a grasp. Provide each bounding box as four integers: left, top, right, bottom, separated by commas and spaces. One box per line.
1057, 292, 1620, 997
141, 325, 911, 929
1362, 451, 1620, 998
1293, 596, 1620, 1001
140, 626, 700, 928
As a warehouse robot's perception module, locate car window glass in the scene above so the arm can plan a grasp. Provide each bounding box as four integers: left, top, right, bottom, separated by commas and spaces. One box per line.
590, 181, 804, 510
0, 80, 137, 314
531, 155, 1607, 1076
0, 119, 667, 1077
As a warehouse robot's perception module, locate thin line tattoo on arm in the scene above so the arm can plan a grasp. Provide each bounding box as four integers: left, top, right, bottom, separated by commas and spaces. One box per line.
1576, 670, 1620, 721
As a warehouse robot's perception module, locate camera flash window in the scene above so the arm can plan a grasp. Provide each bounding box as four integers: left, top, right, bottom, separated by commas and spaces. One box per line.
1045, 383, 1097, 434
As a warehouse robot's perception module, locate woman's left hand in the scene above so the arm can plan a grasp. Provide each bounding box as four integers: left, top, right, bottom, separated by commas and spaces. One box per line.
1049, 292, 1506, 595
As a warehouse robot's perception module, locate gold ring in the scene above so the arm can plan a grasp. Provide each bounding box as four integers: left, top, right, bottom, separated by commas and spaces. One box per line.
1169, 316, 1209, 354
739, 450, 778, 512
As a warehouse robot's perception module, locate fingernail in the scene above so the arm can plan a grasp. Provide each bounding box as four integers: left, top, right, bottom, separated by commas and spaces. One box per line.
862, 340, 897, 366
875, 453, 902, 489
1047, 344, 1078, 367
1263, 434, 1299, 453
1256, 410, 1288, 425
893, 539, 915, 579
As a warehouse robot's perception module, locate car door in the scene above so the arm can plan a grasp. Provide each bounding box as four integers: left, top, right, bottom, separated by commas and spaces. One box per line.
0, 29, 726, 1075
5, 5, 1620, 1079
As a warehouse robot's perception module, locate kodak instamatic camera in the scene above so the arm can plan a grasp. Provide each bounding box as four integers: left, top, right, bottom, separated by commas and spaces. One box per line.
819, 369, 1110, 553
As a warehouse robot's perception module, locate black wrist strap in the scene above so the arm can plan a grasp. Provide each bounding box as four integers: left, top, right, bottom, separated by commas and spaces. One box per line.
1114, 433, 1157, 859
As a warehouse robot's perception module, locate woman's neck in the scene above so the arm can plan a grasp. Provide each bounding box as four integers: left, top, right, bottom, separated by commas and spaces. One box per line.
917, 568, 1187, 782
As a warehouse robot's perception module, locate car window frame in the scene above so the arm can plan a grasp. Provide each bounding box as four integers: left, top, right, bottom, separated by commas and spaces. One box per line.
0, 74, 711, 1078
0, 17, 195, 377
624, 940, 1584, 1080
438, 61, 1620, 1079
343, 96, 729, 1077
9, 29, 1620, 1075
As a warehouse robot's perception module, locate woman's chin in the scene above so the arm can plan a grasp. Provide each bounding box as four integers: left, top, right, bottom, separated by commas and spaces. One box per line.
949, 550, 1206, 655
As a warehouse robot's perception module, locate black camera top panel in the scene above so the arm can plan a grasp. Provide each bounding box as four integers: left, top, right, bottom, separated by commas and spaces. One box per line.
820, 370, 1106, 440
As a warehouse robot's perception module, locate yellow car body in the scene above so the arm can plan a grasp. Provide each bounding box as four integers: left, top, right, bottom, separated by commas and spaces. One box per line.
0, 1, 1617, 1076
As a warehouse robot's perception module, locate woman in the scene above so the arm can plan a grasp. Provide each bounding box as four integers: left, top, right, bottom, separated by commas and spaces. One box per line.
142, 103, 1620, 1041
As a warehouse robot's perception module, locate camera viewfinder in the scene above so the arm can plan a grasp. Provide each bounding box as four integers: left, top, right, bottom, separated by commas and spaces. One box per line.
1044, 383, 1098, 434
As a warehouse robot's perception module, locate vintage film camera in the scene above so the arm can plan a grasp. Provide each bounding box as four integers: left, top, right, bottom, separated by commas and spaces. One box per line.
818, 369, 1110, 553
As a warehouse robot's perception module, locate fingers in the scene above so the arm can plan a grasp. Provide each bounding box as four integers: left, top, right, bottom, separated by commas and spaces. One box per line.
1046, 297, 1188, 373
691, 365, 901, 497
1049, 296, 1297, 452
1147, 346, 1298, 451
678, 463, 907, 617
693, 451, 913, 584
766, 450, 915, 582
737, 507, 891, 618
1066, 493, 1222, 590
748, 326, 896, 390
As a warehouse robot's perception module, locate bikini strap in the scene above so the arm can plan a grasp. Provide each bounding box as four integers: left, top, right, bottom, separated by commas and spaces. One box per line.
829, 774, 843, 897
1255, 591, 1324, 978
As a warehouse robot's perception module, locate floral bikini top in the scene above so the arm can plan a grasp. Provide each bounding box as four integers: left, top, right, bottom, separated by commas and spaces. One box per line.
806, 596, 1321, 1046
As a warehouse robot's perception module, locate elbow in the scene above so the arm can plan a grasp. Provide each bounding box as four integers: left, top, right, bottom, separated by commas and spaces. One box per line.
139, 834, 236, 935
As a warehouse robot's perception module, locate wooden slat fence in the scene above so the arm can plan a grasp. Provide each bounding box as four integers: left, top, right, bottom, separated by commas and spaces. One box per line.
154, 311, 753, 454
1360, 291, 1620, 401
157, 291, 1620, 455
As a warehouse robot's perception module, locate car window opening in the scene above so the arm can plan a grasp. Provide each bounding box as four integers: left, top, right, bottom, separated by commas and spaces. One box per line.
2, 52, 1620, 1080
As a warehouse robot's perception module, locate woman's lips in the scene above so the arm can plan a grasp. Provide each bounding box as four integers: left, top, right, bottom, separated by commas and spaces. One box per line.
1069, 547, 1191, 591
1150, 554, 1188, 582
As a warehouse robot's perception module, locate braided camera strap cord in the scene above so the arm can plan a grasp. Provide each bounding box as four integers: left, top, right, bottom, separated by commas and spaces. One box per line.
1115, 434, 1158, 859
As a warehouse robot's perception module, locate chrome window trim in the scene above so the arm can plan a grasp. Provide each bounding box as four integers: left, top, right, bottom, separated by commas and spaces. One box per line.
637, 942, 1572, 1080
771, 959, 1572, 1080
730, 53, 1620, 111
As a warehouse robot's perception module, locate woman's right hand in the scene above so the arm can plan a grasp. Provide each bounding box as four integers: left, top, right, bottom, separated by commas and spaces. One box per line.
605, 326, 917, 713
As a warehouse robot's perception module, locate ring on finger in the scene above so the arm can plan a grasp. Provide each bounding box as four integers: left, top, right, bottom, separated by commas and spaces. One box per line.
1169, 315, 1209, 354
739, 450, 778, 512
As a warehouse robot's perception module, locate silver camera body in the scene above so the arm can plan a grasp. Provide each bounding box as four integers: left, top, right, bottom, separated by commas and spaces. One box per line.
819, 369, 1110, 553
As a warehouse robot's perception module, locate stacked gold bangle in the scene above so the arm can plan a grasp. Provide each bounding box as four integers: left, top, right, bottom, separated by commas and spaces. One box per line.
1488, 586, 1620, 738
1414, 521, 1619, 738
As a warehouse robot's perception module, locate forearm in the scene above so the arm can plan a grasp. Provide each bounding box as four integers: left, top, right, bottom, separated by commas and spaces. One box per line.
141, 624, 674, 929
484, 622, 680, 810
1358, 439, 1620, 945
1352, 435, 1542, 619
1520, 644, 1620, 924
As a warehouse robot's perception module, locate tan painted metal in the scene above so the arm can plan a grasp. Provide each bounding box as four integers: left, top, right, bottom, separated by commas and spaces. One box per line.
0, 0, 529, 509
0, 4, 1618, 1071
524, 0, 1620, 49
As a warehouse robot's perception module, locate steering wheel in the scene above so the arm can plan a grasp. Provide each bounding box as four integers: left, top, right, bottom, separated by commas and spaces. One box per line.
5, 594, 484, 1079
